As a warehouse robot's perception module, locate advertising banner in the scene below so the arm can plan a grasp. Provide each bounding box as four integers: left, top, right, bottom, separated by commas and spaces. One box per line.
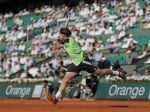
0, 84, 43, 98
95, 82, 150, 100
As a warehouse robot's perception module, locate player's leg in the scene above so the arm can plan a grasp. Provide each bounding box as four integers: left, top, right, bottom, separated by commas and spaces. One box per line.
94, 69, 113, 75
49, 72, 76, 104
50, 63, 79, 104
82, 58, 126, 80
94, 68, 126, 80
55, 72, 76, 98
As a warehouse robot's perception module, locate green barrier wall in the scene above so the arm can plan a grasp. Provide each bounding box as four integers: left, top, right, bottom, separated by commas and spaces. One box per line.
95, 82, 150, 100
0, 84, 43, 98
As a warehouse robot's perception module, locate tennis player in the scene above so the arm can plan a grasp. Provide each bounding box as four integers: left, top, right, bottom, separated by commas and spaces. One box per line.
44, 28, 126, 104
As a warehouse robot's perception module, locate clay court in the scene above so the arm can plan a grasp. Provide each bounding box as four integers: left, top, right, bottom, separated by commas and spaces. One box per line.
0, 99, 149, 112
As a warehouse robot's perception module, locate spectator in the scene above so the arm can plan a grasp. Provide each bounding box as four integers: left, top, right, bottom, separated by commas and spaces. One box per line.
18, 41, 25, 52
105, 39, 112, 49
144, 69, 150, 76
126, 50, 133, 64
93, 51, 103, 62
131, 69, 141, 80
4, 64, 12, 78
113, 39, 122, 53
128, 40, 137, 52
11, 62, 20, 73
95, 38, 105, 51
132, 45, 148, 63
28, 66, 39, 78
1, 21, 8, 32
145, 58, 150, 63
122, 34, 138, 49
20, 69, 28, 79
142, 68, 149, 80
14, 16, 23, 27
137, 45, 148, 59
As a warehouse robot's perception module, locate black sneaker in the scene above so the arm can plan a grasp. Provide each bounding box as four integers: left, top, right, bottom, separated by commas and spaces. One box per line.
113, 60, 121, 70
118, 68, 127, 80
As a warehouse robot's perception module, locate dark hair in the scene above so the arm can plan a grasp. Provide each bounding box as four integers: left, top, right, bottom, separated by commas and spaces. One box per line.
60, 28, 71, 37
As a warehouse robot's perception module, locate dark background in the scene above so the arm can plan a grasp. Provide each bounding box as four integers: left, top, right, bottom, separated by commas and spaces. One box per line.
0, 0, 99, 13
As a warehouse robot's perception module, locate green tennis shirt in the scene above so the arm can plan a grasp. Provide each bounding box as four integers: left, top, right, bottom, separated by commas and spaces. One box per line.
63, 37, 83, 66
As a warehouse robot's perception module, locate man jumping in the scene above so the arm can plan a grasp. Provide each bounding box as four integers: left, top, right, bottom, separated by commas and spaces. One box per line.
44, 28, 126, 104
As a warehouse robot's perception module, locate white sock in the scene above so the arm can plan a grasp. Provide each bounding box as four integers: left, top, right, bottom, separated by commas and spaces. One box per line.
55, 91, 62, 99
112, 70, 119, 76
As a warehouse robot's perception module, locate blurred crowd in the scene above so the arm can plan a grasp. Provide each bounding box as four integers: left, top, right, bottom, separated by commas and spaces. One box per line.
0, 0, 150, 83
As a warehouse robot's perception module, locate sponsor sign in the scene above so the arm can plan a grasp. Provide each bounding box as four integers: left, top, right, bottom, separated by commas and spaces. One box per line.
95, 82, 150, 100
0, 84, 43, 98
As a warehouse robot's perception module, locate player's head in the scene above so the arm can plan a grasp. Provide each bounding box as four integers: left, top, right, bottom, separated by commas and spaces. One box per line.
59, 28, 71, 40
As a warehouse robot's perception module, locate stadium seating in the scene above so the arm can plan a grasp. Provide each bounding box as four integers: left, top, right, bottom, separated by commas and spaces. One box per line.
0, 0, 150, 78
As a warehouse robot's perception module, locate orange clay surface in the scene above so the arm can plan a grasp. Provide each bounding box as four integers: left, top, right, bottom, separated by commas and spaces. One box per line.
0, 99, 150, 112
